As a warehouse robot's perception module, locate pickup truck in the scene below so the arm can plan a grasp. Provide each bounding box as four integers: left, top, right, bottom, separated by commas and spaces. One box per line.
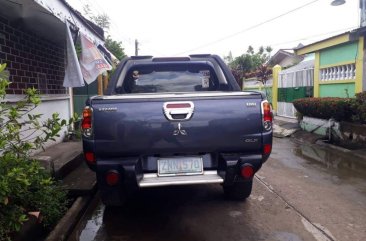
81, 54, 272, 206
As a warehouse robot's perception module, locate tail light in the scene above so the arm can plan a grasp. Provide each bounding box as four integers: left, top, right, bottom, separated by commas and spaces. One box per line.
81, 106, 93, 137
240, 164, 254, 179
84, 151, 96, 165
261, 101, 273, 131
263, 144, 272, 155
106, 170, 120, 186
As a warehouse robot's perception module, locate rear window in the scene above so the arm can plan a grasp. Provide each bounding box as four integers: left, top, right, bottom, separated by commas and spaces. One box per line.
117, 63, 224, 94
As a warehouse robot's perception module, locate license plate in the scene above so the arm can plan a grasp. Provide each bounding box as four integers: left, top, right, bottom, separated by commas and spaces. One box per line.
158, 157, 203, 176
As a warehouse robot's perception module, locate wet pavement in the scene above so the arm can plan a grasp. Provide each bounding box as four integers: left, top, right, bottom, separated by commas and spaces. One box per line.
69, 137, 366, 241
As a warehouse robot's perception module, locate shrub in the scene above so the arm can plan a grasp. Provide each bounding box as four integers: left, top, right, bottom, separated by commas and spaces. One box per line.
293, 97, 353, 121
351, 92, 366, 124
0, 63, 74, 240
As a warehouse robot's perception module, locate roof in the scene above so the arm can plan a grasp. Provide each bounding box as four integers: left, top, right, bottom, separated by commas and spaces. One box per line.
280, 60, 314, 74
60, 0, 105, 40
269, 49, 295, 64
295, 26, 366, 55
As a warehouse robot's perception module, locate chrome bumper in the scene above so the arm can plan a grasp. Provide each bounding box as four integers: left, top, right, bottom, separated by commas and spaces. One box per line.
138, 171, 224, 188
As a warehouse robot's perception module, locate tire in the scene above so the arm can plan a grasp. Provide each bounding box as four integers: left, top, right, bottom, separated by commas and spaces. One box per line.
223, 181, 253, 200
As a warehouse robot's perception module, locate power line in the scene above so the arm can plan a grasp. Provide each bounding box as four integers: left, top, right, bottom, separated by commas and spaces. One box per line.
270, 26, 357, 47
85, 0, 164, 55
172, 0, 320, 56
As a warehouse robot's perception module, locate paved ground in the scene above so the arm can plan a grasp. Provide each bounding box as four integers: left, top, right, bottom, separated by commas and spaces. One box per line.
69, 137, 366, 241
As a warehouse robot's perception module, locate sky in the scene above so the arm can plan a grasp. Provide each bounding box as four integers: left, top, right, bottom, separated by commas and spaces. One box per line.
67, 0, 359, 58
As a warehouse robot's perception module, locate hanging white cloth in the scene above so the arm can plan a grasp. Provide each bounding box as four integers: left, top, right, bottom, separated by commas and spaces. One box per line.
79, 34, 112, 85
63, 21, 84, 87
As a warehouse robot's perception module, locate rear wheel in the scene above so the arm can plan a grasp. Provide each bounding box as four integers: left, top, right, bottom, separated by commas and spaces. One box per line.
223, 181, 253, 200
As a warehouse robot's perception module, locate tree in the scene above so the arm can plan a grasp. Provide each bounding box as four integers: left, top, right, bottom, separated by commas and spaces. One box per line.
82, 4, 92, 18
105, 35, 126, 60
223, 51, 233, 64
83, 4, 111, 32
92, 13, 111, 31
82, 4, 126, 60
256, 64, 273, 100
230, 45, 272, 74
228, 46, 272, 86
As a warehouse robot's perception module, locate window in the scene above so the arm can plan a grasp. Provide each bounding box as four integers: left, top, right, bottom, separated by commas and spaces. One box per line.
118, 63, 223, 94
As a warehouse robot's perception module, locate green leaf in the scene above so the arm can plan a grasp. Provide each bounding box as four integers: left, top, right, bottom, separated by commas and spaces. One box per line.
3, 197, 9, 205
0, 63, 7, 72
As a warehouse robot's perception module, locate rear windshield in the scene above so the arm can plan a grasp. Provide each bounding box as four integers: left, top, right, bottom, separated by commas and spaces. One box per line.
116, 63, 227, 94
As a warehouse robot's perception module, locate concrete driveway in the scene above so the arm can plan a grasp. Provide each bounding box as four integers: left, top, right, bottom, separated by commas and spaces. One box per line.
70, 137, 366, 241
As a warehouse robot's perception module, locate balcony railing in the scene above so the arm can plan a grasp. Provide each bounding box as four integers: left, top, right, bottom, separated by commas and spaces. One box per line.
320, 63, 356, 82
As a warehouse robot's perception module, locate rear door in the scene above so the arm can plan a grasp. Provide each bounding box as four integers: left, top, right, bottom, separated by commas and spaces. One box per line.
92, 92, 263, 158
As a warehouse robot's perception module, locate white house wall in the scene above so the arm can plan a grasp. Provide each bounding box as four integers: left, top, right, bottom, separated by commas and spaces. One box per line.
4, 96, 71, 154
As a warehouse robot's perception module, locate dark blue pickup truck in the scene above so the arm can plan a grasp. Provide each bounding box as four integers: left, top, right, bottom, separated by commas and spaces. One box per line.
81, 54, 272, 206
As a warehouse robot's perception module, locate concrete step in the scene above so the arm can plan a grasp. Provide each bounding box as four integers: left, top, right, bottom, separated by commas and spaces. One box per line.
61, 162, 97, 197
33, 141, 83, 179
273, 117, 300, 138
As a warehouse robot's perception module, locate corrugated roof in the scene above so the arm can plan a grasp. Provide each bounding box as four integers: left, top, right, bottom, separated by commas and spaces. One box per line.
269, 49, 295, 64
280, 60, 314, 74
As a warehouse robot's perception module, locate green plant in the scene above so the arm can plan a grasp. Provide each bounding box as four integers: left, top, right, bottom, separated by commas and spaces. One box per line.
293, 97, 353, 121
0, 63, 74, 240
351, 91, 366, 124
295, 111, 303, 121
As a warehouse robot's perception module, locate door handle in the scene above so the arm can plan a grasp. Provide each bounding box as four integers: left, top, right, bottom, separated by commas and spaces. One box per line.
163, 101, 194, 121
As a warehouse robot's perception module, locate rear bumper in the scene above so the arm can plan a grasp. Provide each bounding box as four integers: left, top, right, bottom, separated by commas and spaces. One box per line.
94, 153, 264, 205
139, 171, 223, 187
95, 153, 263, 184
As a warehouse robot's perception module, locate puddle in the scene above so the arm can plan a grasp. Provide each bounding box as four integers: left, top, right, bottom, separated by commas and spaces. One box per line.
272, 231, 303, 241
272, 138, 366, 182
295, 142, 366, 180
79, 204, 105, 241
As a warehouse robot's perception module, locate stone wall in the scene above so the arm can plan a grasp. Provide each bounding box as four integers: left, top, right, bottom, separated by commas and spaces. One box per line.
339, 121, 366, 146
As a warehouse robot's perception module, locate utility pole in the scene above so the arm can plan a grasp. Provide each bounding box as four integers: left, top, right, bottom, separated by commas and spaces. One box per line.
135, 39, 139, 56
361, 0, 366, 27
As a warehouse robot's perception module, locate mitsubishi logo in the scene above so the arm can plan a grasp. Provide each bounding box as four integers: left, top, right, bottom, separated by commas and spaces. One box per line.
173, 123, 187, 136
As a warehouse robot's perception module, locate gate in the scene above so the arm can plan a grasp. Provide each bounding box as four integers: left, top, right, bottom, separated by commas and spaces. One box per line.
73, 81, 98, 116
277, 61, 314, 118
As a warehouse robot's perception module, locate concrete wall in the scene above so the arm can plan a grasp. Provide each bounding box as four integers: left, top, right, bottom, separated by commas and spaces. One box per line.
4, 95, 71, 154
319, 83, 355, 98
319, 42, 358, 66
340, 121, 366, 146
300, 116, 366, 148
315, 39, 363, 98
300, 116, 334, 136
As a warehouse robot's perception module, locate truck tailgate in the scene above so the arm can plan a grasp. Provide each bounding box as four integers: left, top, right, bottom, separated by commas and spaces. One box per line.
91, 93, 263, 157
